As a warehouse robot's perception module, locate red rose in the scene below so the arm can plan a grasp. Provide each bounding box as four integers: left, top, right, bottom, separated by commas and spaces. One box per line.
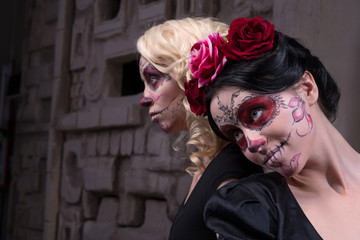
189, 33, 227, 88
220, 16, 275, 60
184, 78, 207, 116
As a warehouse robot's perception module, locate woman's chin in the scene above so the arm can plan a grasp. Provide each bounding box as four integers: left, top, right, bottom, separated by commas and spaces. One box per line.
159, 122, 171, 133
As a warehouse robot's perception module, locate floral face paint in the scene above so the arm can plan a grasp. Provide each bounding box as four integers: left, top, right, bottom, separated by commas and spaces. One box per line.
210, 86, 314, 177
288, 97, 313, 136
139, 56, 186, 133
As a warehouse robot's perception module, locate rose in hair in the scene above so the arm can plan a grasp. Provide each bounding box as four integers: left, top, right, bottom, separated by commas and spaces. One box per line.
189, 33, 227, 88
184, 78, 207, 116
220, 16, 275, 60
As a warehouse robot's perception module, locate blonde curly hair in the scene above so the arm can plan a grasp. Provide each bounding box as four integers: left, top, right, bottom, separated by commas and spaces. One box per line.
137, 17, 229, 174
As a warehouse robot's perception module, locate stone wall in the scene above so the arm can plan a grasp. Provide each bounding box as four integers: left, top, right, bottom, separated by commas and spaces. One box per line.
273, 0, 360, 150
4, 0, 360, 240
6, 0, 273, 239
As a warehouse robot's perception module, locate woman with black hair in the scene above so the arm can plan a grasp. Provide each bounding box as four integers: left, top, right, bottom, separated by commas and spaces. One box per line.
185, 16, 360, 239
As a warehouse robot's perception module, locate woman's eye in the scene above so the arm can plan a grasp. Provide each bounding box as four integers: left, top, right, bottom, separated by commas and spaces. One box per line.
250, 109, 264, 122
238, 95, 277, 130
221, 125, 247, 151
234, 131, 244, 142
142, 64, 164, 90
147, 75, 162, 89
150, 76, 158, 85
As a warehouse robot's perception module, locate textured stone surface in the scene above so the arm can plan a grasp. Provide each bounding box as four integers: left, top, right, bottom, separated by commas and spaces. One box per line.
117, 199, 172, 240
120, 129, 133, 156
82, 220, 117, 240
97, 131, 110, 156
96, 197, 118, 222
77, 109, 100, 129
82, 190, 100, 220
146, 126, 167, 156
8, 1, 360, 240
100, 105, 128, 127
118, 193, 144, 226
58, 112, 77, 130
109, 130, 121, 156
85, 132, 97, 157
57, 206, 83, 240
61, 140, 83, 204
133, 123, 149, 155
83, 157, 116, 192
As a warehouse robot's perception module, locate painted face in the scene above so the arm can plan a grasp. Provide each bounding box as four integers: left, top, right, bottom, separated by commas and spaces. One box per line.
139, 56, 186, 133
210, 86, 314, 177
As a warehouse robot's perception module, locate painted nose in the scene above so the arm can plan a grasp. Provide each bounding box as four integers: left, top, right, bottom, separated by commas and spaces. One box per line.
140, 95, 153, 107
245, 132, 266, 153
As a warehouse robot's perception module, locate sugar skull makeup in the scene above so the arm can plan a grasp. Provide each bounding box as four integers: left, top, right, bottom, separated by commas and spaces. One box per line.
210, 86, 314, 177
139, 56, 186, 133
214, 91, 281, 151
142, 64, 171, 91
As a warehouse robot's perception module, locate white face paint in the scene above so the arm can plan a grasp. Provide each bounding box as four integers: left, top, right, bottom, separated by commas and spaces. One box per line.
139, 56, 186, 133
210, 86, 314, 177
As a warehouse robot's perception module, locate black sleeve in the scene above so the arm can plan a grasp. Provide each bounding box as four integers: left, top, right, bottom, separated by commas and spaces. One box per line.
204, 180, 278, 240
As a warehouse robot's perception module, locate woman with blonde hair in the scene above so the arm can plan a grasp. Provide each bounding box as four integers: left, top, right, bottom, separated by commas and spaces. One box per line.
137, 17, 262, 240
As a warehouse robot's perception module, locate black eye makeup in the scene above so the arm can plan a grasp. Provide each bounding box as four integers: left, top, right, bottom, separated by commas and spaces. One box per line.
143, 65, 169, 90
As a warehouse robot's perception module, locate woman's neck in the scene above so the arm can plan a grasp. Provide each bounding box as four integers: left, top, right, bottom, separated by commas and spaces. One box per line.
287, 120, 360, 195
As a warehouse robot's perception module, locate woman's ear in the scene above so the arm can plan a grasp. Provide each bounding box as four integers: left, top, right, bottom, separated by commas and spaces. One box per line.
299, 71, 319, 105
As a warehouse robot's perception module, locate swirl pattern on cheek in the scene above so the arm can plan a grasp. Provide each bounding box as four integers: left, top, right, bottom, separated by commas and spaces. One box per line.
288, 97, 313, 137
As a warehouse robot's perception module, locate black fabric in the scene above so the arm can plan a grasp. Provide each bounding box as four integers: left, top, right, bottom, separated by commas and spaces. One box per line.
169, 143, 263, 240
204, 172, 323, 240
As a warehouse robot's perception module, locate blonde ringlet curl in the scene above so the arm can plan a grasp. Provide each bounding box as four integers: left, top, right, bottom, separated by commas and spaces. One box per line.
137, 17, 229, 174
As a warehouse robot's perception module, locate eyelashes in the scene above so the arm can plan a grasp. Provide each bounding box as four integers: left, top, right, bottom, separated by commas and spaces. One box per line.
143, 65, 168, 90
218, 94, 281, 152
221, 125, 247, 151
237, 95, 277, 130
221, 125, 240, 142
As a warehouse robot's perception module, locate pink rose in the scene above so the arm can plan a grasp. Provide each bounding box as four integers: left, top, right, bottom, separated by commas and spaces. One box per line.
189, 33, 227, 88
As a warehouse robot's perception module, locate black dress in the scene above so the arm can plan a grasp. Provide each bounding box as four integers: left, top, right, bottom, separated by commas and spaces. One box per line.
168, 143, 263, 240
204, 172, 323, 240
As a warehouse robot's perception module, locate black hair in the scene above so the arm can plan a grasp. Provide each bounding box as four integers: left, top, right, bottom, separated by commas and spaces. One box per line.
206, 31, 340, 140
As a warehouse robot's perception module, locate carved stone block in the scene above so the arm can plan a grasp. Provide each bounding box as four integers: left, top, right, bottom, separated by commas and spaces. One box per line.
96, 197, 118, 222
76, 0, 93, 11
127, 104, 144, 126
77, 108, 100, 129
118, 193, 145, 226
83, 157, 116, 192
70, 17, 92, 70
57, 206, 83, 240
97, 131, 110, 156
82, 220, 117, 240
82, 190, 99, 219
110, 130, 121, 156
138, 1, 167, 23
146, 126, 167, 156
85, 133, 97, 157
120, 129, 133, 156
100, 106, 128, 127
61, 140, 83, 204
133, 122, 151, 155
28, 205, 44, 230
58, 112, 77, 131
116, 199, 172, 240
